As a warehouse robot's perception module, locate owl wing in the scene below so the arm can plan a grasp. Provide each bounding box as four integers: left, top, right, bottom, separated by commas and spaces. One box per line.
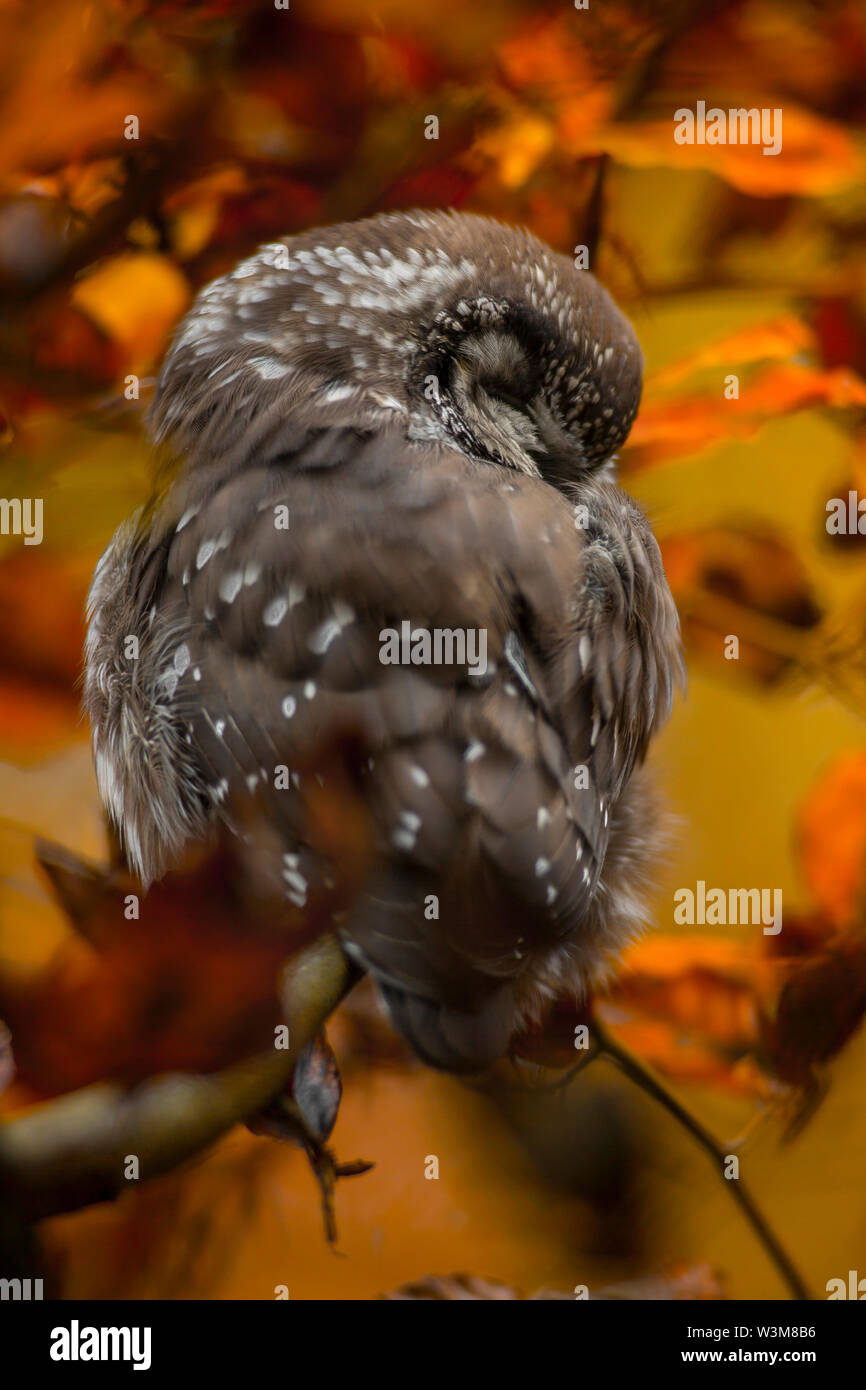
87, 419, 681, 1069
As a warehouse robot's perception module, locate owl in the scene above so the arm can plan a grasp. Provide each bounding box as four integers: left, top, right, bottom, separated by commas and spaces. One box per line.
84, 210, 682, 1073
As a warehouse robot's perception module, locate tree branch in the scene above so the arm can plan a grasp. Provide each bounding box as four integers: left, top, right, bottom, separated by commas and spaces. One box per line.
592, 1017, 812, 1301
0, 934, 356, 1222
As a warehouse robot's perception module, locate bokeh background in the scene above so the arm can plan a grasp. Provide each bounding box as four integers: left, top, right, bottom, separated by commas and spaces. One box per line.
1, 0, 865, 1299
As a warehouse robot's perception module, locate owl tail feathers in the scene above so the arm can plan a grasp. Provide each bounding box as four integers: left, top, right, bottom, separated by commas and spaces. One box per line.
375, 977, 516, 1074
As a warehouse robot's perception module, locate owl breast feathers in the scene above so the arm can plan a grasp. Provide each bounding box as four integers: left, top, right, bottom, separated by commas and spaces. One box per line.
84, 209, 683, 1072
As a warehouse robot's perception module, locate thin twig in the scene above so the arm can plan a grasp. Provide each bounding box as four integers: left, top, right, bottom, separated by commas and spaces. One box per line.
591, 1017, 812, 1301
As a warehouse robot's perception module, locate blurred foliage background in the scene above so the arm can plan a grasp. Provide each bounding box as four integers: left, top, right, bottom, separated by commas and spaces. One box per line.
1, 0, 866, 1299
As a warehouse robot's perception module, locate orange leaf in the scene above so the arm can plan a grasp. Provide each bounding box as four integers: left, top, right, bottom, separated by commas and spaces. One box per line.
72, 253, 190, 375
798, 752, 866, 927
631, 363, 866, 467
649, 316, 816, 391
600, 105, 862, 198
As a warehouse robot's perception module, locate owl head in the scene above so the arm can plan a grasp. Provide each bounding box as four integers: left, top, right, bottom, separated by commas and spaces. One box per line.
150, 209, 643, 490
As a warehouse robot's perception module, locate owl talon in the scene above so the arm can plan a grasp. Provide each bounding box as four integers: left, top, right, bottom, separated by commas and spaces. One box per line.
247, 1036, 374, 1243
249, 1094, 373, 1244
303, 1140, 374, 1247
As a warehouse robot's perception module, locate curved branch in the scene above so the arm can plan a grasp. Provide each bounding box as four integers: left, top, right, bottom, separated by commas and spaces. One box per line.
0, 934, 356, 1222
592, 1018, 812, 1301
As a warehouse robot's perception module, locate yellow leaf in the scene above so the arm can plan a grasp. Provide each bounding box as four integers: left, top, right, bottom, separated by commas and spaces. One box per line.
72, 253, 189, 374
